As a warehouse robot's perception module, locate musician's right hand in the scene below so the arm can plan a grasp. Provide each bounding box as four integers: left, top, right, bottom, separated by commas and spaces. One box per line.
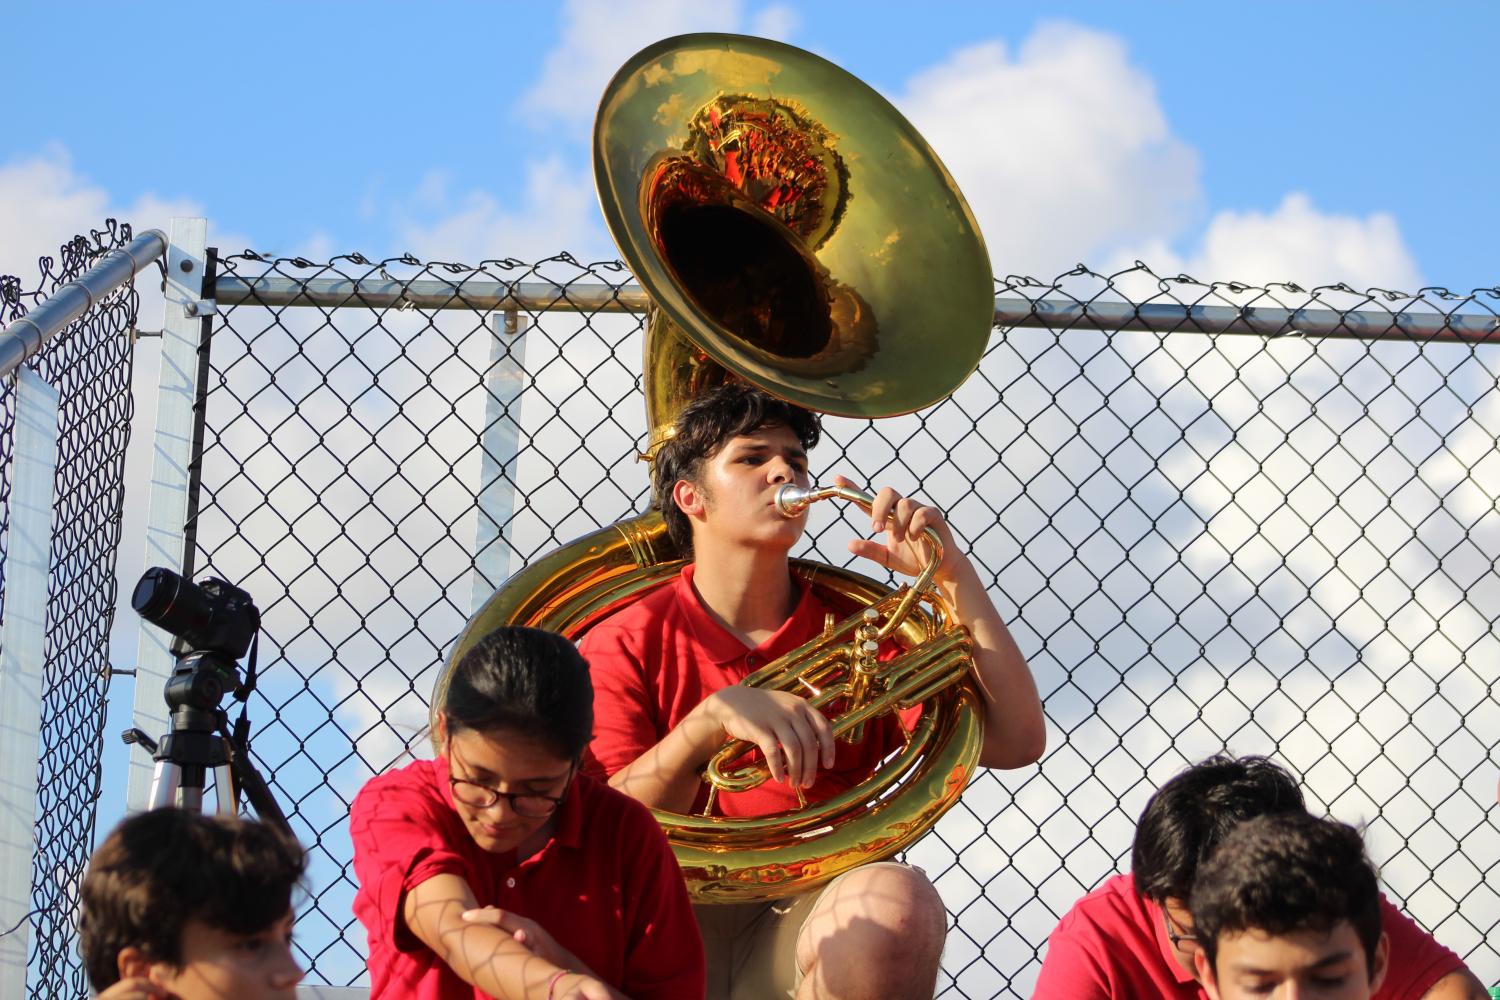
699, 686, 835, 788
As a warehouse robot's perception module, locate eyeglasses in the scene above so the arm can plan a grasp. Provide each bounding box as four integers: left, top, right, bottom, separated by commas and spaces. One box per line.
1163, 908, 1199, 951
448, 764, 574, 818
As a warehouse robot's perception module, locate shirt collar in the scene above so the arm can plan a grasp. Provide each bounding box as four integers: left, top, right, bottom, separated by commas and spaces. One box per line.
673, 563, 823, 666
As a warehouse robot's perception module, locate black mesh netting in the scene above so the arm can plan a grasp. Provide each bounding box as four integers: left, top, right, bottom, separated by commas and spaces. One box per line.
0, 220, 141, 996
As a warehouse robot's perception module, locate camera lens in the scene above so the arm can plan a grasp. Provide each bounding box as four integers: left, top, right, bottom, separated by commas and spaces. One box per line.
132, 567, 214, 646
132, 566, 178, 619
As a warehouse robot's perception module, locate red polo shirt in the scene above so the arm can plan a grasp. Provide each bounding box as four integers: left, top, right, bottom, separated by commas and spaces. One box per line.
1031, 873, 1463, 999
350, 758, 704, 1000
579, 564, 909, 817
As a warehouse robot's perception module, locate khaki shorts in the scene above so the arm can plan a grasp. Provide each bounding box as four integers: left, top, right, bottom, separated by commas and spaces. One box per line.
693, 862, 916, 1000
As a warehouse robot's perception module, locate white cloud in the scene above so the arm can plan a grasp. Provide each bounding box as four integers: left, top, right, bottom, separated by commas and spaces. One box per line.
1120, 192, 1422, 292
893, 23, 1423, 295
520, 0, 746, 131
0, 147, 204, 286
392, 157, 611, 263
749, 3, 799, 40
895, 22, 1201, 279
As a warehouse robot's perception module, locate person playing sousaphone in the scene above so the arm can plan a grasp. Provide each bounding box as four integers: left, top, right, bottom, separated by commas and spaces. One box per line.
435, 30, 1048, 1000
581, 384, 1046, 999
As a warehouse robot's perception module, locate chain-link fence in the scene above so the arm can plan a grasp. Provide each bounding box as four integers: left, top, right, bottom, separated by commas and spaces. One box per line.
175, 248, 1498, 997
3, 232, 1497, 997
0, 221, 143, 996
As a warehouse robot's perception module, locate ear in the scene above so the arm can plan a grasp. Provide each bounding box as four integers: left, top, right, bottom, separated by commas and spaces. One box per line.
673, 477, 707, 519
118, 946, 175, 992
116, 945, 152, 982
432, 711, 449, 756
1368, 931, 1389, 993
1193, 949, 1220, 999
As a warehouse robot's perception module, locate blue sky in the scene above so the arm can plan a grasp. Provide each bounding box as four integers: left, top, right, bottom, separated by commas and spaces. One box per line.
3, 1, 1498, 292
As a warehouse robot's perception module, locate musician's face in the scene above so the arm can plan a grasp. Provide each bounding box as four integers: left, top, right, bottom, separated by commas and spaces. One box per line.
1196, 923, 1387, 1000
683, 423, 811, 550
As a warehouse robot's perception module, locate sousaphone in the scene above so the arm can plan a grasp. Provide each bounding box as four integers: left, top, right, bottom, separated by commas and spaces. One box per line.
439, 33, 995, 902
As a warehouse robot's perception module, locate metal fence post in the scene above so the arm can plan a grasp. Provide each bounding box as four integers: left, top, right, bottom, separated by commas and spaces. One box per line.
0, 367, 60, 998
126, 218, 210, 812
470, 308, 529, 613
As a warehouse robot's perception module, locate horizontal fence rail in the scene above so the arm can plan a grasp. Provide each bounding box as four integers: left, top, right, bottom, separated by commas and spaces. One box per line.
215, 272, 1500, 343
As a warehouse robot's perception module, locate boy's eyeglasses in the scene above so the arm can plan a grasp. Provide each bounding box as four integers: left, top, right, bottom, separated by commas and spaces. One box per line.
1163, 908, 1199, 951
448, 765, 574, 818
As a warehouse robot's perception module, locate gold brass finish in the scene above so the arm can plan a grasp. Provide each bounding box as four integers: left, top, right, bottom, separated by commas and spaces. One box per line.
441, 33, 995, 903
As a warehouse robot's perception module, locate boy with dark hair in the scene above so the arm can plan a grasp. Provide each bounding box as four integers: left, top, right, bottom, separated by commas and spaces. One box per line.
580, 383, 1047, 1000
1190, 812, 1387, 1000
1032, 754, 1483, 999
78, 808, 305, 1000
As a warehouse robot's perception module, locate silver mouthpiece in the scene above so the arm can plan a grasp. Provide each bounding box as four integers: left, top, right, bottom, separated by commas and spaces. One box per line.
774, 484, 815, 517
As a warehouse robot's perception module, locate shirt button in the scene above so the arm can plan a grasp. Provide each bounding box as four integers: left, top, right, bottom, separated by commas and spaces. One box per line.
746, 655, 759, 667
506, 877, 516, 888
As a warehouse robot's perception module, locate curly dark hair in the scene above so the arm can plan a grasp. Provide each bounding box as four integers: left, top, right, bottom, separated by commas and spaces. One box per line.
78, 809, 306, 990
651, 383, 821, 557
1131, 754, 1305, 903
1191, 811, 1382, 976
442, 625, 594, 761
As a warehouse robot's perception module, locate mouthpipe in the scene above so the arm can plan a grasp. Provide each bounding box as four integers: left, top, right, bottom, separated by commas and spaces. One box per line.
773, 483, 947, 617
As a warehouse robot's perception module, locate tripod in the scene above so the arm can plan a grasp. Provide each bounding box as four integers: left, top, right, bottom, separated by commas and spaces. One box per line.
123, 646, 290, 834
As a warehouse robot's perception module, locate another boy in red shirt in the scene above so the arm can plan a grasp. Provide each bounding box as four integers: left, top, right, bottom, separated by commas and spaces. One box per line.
1032, 755, 1484, 999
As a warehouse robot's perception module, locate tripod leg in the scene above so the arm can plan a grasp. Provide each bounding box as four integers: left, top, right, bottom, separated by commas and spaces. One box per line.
214, 763, 236, 815
149, 760, 181, 810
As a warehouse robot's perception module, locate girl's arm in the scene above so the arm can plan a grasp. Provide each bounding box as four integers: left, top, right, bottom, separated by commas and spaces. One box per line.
401, 873, 626, 1000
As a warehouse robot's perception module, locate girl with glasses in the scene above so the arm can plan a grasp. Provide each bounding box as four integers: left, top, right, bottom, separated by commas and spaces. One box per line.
350, 625, 705, 1000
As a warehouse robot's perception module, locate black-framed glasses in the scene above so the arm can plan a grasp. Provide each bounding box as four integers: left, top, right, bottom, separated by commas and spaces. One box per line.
1163, 908, 1199, 951
448, 764, 574, 818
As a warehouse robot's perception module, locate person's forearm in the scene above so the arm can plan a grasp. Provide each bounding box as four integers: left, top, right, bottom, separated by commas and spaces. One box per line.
937, 556, 1047, 769
607, 703, 723, 812
438, 916, 569, 1000
405, 877, 580, 1000
1419, 969, 1488, 1000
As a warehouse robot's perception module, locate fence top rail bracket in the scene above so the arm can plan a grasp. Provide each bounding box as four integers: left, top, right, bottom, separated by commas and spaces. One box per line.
213, 273, 1500, 346
0, 229, 169, 379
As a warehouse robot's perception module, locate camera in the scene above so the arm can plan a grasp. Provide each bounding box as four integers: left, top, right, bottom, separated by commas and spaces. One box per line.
132, 567, 260, 660
132, 567, 262, 715
126, 567, 289, 831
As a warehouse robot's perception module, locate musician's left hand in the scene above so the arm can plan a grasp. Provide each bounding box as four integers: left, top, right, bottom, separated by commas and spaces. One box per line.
836, 475, 960, 584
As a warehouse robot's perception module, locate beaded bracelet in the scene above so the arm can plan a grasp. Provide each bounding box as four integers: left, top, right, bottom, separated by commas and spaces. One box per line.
546, 969, 573, 1000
